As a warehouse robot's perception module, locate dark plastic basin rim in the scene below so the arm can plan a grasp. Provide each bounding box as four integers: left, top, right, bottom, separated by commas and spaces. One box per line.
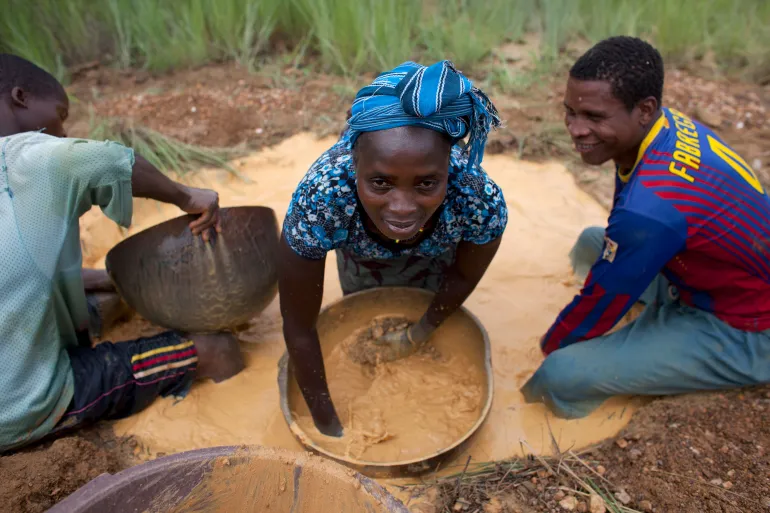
47, 445, 410, 513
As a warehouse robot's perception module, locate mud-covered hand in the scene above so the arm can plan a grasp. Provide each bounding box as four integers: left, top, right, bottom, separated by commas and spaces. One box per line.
373, 318, 434, 362
179, 186, 221, 241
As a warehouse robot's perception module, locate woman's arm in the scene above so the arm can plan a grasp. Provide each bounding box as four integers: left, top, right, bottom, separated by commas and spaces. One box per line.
375, 237, 502, 358
422, 236, 502, 331
277, 235, 343, 437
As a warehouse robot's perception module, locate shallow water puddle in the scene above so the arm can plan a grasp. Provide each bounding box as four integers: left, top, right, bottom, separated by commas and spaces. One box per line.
81, 133, 639, 488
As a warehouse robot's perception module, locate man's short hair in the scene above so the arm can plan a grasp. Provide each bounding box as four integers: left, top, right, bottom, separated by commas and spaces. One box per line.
570, 36, 664, 111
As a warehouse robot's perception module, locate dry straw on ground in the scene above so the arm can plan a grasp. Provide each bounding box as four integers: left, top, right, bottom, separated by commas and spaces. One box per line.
401, 430, 643, 513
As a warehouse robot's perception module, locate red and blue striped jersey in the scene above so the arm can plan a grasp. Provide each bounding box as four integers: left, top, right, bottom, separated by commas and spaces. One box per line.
542, 107, 770, 355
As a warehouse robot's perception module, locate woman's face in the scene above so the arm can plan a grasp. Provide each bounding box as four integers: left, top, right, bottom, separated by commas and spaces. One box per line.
355, 126, 450, 241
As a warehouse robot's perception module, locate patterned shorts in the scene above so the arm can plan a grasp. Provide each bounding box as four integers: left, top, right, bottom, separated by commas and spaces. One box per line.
51, 331, 197, 435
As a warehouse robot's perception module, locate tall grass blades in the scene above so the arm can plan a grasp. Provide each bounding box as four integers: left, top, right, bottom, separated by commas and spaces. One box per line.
535, 0, 581, 59
1, 0, 768, 82
420, 0, 536, 70
206, 0, 282, 70
0, 0, 101, 80
293, 0, 420, 75
576, 0, 643, 45
112, 0, 211, 72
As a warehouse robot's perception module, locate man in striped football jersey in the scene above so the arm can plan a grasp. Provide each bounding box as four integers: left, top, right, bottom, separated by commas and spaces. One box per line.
521, 36, 770, 418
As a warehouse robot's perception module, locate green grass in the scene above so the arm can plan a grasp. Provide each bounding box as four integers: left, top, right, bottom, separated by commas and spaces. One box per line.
420, 0, 536, 70
292, 0, 421, 75
1, 0, 769, 83
574, 0, 770, 81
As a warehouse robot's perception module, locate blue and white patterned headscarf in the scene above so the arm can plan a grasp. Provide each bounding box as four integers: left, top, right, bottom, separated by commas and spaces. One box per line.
347, 60, 501, 171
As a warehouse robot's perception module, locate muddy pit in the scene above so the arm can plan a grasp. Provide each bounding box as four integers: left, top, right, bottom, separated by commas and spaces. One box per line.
1, 58, 764, 512
2, 132, 641, 512
4, 131, 769, 512
92, 133, 637, 470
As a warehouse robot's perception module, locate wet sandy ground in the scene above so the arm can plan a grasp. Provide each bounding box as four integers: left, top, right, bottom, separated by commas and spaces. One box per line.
81, 133, 642, 493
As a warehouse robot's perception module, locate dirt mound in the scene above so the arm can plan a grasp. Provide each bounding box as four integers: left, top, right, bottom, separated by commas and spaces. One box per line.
71, 64, 351, 152
0, 435, 126, 513
419, 385, 770, 513
591, 385, 770, 513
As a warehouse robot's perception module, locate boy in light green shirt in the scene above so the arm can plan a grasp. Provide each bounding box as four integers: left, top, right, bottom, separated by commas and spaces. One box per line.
0, 54, 243, 452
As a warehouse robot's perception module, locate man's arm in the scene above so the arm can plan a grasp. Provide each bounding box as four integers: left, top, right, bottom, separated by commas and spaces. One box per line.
541, 207, 687, 354
277, 235, 343, 437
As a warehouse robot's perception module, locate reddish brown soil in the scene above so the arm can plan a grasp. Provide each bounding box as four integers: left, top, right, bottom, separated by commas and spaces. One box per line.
592, 385, 770, 513
0, 426, 136, 513
477, 386, 770, 513
67, 63, 355, 150
2, 60, 768, 513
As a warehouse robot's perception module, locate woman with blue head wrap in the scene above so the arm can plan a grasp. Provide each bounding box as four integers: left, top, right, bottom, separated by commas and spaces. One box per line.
279, 60, 508, 436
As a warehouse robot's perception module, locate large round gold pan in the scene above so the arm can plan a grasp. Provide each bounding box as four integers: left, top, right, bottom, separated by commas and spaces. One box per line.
278, 287, 494, 478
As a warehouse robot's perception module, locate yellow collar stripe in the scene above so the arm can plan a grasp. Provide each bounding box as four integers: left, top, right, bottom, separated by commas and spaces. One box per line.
618, 114, 669, 183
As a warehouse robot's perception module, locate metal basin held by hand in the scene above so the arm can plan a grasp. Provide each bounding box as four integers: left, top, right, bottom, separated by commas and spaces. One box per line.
106, 206, 279, 333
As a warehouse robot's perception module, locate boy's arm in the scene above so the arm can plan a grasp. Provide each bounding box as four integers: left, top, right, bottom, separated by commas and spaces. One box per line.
46, 138, 219, 236
131, 154, 220, 238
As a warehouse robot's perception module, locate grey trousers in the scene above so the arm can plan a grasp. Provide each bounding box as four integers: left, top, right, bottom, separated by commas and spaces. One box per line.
521, 226, 770, 419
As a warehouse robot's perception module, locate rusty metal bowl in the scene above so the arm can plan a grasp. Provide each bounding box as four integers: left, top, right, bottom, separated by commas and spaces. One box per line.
105, 206, 279, 333
277, 287, 494, 479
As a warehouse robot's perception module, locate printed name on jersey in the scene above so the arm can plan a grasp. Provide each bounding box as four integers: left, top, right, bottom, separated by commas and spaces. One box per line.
670, 108, 764, 194
602, 235, 618, 263
668, 109, 699, 183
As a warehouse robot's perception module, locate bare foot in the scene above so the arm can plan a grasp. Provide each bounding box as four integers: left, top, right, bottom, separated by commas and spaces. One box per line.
188, 332, 245, 383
